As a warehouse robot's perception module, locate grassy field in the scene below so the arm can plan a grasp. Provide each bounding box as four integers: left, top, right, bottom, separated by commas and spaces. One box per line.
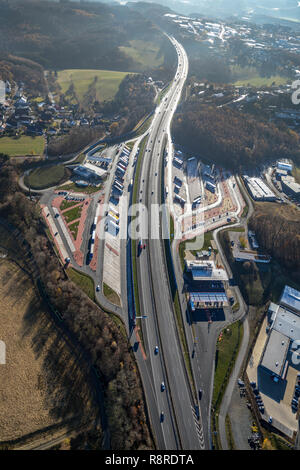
56, 69, 129, 103
67, 268, 95, 301
0, 136, 45, 156
213, 321, 243, 408
119, 40, 164, 69
63, 205, 83, 224
60, 200, 81, 211
69, 220, 80, 240
59, 182, 101, 194
103, 282, 121, 307
231, 65, 288, 87
26, 164, 67, 190
0, 258, 96, 443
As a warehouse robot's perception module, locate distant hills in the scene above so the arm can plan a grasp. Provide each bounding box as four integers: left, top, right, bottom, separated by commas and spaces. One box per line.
111, 0, 300, 22
0, 0, 167, 71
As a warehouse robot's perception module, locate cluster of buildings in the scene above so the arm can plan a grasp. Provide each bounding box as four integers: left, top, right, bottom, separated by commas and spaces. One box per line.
247, 284, 300, 439
274, 161, 300, 202
185, 249, 230, 317
164, 12, 300, 60
0, 79, 124, 142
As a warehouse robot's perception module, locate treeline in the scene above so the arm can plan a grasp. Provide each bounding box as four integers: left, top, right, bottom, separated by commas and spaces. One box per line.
0, 163, 153, 450
0, 0, 163, 72
96, 74, 156, 136
0, 53, 47, 96
172, 102, 300, 170
47, 125, 105, 157
249, 203, 300, 277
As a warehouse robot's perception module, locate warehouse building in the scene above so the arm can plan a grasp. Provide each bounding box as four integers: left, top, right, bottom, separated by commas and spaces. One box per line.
279, 285, 300, 314
277, 161, 293, 173
281, 176, 300, 202
259, 285, 300, 381
243, 175, 277, 201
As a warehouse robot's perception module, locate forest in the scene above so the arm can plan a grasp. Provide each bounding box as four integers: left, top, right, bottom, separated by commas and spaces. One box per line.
249, 202, 300, 277
0, 0, 165, 72
47, 125, 105, 157
0, 54, 47, 96
95, 74, 156, 136
172, 101, 300, 170
0, 162, 153, 450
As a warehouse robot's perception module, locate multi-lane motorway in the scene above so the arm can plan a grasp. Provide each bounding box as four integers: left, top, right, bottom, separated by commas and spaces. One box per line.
133, 37, 205, 450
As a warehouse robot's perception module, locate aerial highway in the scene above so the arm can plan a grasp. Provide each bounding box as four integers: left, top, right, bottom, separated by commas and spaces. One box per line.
133, 37, 205, 450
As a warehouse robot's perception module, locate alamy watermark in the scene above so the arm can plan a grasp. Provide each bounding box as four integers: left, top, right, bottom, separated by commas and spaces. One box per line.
292, 80, 300, 105
0, 340, 5, 364
0, 80, 5, 104
96, 198, 205, 251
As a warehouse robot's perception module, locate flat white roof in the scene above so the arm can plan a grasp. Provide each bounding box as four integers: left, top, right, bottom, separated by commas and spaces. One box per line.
186, 260, 228, 281
260, 329, 289, 377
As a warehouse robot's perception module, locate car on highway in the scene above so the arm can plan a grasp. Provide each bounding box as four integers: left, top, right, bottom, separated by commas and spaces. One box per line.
154, 346, 159, 355
160, 412, 164, 422
161, 381, 165, 392
96, 285, 100, 292
198, 389, 203, 400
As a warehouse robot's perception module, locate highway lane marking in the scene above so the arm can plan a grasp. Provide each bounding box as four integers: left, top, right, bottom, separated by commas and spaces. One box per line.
191, 406, 205, 449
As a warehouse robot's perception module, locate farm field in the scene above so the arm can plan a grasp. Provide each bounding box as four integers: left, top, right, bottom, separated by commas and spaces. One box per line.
119, 40, 164, 69
0, 257, 96, 443
231, 66, 288, 87
56, 69, 129, 103
0, 136, 45, 157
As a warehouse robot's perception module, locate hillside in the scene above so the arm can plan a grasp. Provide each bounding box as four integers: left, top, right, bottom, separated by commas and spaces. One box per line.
172, 102, 300, 170
249, 202, 300, 275
0, 54, 47, 96
0, 0, 166, 72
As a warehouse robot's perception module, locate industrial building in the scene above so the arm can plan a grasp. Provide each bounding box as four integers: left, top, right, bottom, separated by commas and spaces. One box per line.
281, 175, 300, 201
279, 285, 300, 314
73, 165, 101, 181
259, 286, 300, 382
243, 175, 277, 201
277, 161, 293, 173
275, 168, 288, 181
